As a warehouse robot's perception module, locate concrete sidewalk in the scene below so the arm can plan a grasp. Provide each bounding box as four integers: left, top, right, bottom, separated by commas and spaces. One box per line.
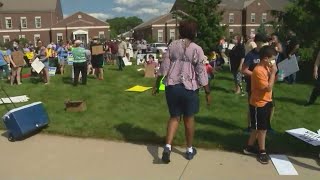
0, 131, 319, 180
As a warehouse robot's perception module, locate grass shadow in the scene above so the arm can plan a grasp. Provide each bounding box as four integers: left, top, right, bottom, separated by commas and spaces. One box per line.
212, 85, 231, 94
215, 75, 233, 82
197, 116, 241, 131
62, 77, 73, 84
115, 123, 164, 145
275, 96, 307, 106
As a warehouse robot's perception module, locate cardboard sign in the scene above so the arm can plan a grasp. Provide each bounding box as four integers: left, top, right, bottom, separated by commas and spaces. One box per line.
286, 128, 320, 146
91, 45, 104, 55
144, 63, 156, 78
11, 51, 25, 66
278, 55, 299, 78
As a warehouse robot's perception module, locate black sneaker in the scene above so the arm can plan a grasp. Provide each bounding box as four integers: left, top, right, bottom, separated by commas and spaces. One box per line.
243, 146, 258, 155
257, 151, 269, 164
161, 147, 171, 164
186, 147, 197, 160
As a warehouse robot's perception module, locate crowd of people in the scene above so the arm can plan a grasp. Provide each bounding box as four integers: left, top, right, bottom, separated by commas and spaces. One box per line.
0, 20, 319, 165
152, 20, 319, 165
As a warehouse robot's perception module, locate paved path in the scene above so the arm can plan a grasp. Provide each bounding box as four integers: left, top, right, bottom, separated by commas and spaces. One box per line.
0, 131, 319, 180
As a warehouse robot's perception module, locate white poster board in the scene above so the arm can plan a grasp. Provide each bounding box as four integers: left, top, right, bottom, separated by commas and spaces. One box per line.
137, 54, 146, 65
123, 56, 132, 66
277, 55, 299, 78
286, 128, 320, 146
31, 58, 45, 73
269, 155, 298, 176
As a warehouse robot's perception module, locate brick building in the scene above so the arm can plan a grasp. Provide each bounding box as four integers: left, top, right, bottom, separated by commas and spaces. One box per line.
134, 0, 289, 43
0, 0, 110, 46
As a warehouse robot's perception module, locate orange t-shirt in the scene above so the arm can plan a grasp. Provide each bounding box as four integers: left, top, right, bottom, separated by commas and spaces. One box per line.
250, 65, 272, 107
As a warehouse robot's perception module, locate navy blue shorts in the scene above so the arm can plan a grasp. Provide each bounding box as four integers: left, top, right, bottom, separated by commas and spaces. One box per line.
165, 84, 199, 117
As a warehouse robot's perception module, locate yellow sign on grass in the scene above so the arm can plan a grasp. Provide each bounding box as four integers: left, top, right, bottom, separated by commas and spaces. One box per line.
125, 85, 152, 92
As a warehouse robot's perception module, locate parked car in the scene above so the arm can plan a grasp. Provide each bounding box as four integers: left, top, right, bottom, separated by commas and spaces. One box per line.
149, 43, 168, 53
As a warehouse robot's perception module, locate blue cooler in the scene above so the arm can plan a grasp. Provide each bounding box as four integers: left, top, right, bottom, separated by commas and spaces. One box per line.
2, 102, 49, 141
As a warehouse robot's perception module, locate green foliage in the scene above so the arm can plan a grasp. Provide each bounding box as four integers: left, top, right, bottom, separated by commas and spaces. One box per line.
273, 0, 320, 51
106, 16, 143, 39
257, 23, 267, 35
298, 48, 314, 62
183, 0, 226, 54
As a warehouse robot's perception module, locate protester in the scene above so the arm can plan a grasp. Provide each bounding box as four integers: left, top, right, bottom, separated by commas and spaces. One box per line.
0, 48, 10, 80
71, 40, 88, 86
229, 35, 245, 95
91, 39, 104, 80
305, 50, 320, 106
284, 31, 300, 84
117, 38, 127, 71
242, 34, 269, 133
152, 20, 211, 163
243, 45, 277, 164
56, 41, 68, 75
10, 43, 24, 85
245, 33, 257, 55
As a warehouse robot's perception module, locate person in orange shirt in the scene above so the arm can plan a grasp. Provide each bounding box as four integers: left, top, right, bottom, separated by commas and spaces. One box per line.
243, 46, 277, 164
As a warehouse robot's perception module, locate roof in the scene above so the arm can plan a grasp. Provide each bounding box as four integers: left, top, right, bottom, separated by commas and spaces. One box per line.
0, 0, 59, 12
51, 12, 109, 28
171, 0, 290, 11
134, 13, 172, 30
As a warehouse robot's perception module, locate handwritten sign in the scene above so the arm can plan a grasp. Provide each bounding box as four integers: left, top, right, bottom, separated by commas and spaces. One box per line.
286, 128, 320, 146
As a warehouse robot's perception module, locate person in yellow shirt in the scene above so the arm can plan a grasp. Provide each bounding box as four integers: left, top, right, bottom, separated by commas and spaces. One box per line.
243, 45, 277, 165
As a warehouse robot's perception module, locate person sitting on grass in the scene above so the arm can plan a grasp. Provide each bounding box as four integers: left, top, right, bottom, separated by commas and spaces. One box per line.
243, 45, 277, 164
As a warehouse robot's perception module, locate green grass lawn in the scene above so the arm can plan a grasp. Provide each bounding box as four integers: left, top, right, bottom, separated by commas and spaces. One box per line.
0, 64, 319, 157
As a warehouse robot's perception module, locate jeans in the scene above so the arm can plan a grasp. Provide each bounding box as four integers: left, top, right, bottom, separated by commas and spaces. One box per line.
73, 62, 87, 86
117, 56, 125, 70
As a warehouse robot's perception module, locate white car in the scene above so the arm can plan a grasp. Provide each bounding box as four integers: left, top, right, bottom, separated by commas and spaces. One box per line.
149, 43, 168, 53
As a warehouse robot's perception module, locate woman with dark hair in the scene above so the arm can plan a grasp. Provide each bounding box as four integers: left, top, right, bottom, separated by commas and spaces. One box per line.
152, 20, 211, 163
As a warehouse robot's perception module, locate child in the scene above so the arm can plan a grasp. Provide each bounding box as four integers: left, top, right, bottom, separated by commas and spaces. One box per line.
243, 45, 277, 164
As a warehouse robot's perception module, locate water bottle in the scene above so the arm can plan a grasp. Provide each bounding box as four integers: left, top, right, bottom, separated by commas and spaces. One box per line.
278, 70, 284, 81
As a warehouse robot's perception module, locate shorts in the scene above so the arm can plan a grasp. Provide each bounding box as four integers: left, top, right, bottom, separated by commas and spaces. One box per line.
165, 84, 199, 117
59, 57, 67, 65
249, 102, 273, 130
91, 55, 104, 68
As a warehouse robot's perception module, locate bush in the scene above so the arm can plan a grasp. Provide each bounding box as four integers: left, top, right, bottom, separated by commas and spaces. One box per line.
298, 48, 314, 62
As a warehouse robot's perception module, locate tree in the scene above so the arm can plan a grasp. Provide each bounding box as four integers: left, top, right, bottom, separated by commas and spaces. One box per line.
180, 0, 226, 54
257, 23, 267, 36
106, 16, 143, 39
274, 0, 320, 49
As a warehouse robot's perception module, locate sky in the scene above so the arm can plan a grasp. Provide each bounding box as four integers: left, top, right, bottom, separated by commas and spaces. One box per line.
61, 0, 176, 21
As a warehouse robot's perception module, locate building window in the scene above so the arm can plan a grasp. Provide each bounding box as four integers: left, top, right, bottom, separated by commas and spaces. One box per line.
251, 13, 255, 23
57, 33, 63, 42
229, 13, 234, 23
3, 35, 10, 43
229, 29, 234, 36
5, 17, 12, 29
35, 16, 41, 28
34, 34, 41, 45
98, 31, 105, 39
158, 30, 163, 42
262, 13, 267, 23
20, 17, 27, 28
169, 29, 175, 40
19, 35, 26, 39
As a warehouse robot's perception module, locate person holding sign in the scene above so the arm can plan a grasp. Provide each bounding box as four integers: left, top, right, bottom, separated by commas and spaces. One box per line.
243, 46, 277, 164
36, 41, 50, 85
90, 39, 104, 80
305, 50, 320, 106
10, 43, 25, 85
152, 20, 211, 164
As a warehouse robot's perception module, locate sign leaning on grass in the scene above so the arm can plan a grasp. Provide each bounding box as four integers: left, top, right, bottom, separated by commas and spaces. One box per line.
286, 128, 320, 146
